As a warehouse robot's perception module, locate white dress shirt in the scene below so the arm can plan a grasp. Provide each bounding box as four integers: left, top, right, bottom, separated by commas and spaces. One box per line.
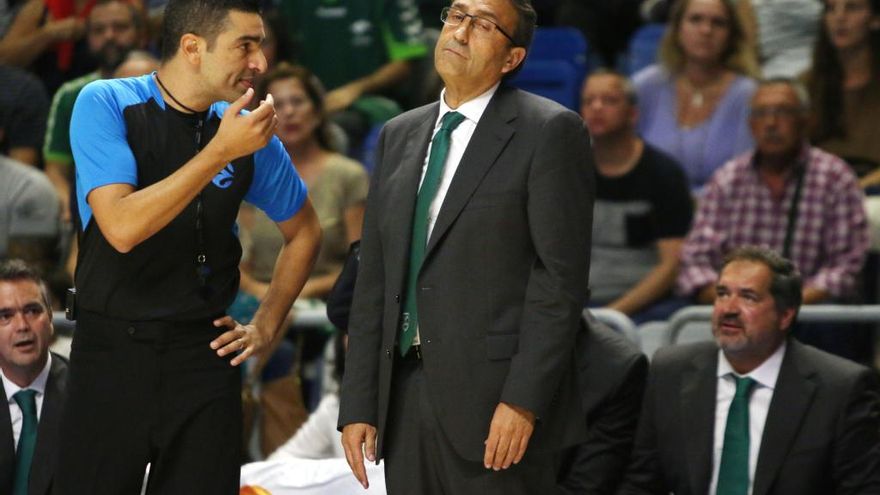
709, 342, 786, 495
2, 353, 52, 451
413, 83, 500, 345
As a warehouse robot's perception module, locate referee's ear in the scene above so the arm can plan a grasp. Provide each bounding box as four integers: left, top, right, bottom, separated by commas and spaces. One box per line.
179, 33, 204, 67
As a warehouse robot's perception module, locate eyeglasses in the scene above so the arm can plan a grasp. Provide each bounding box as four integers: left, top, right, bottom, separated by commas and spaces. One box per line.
749, 105, 803, 120
440, 7, 515, 44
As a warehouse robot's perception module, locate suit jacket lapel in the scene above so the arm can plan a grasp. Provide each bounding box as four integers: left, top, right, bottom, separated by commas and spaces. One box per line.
382, 104, 438, 298
681, 348, 718, 495
753, 341, 816, 495
31, 355, 67, 495
424, 87, 516, 259
0, 379, 12, 494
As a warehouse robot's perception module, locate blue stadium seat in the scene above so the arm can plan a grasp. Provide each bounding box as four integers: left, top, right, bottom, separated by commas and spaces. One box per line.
529, 27, 590, 76
507, 27, 589, 110
357, 123, 384, 175
509, 60, 580, 110
625, 23, 667, 75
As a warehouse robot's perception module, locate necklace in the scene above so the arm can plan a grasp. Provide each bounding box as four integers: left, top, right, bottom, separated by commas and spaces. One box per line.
680, 74, 725, 108
690, 90, 704, 108
155, 74, 200, 114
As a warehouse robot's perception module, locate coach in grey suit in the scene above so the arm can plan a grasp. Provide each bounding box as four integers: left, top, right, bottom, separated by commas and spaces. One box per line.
619, 247, 880, 495
338, 0, 595, 493
0, 260, 69, 495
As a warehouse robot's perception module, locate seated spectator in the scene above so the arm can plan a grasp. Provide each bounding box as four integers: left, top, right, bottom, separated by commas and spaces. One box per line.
557, 311, 647, 494
111, 48, 157, 78
677, 78, 869, 306
277, 0, 428, 144
239, 64, 368, 305
633, 0, 758, 190
267, 333, 346, 461
580, 71, 693, 322
0, 258, 69, 495
233, 66, 368, 455
0, 64, 49, 167
0, 153, 60, 275
736, 0, 823, 78
806, 0, 880, 187
0, 0, 95, 94
619, 247, 880, 494
43, 0, 145, 225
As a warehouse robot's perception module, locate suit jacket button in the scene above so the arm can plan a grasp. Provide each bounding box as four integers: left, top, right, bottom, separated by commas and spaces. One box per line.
385, 348, 391, 359
394, 294, 400, 303
127, 326, 136, 336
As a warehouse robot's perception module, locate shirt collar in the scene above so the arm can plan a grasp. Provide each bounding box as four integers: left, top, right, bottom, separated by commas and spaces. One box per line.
437, 82, 500, 128
2, 353, 52, 402
717, 340, 787, 391
748, 142, 812, 178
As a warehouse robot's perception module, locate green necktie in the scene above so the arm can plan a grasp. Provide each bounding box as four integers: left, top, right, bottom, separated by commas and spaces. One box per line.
399, 111, 466, 356
716, 376, 756, 495
12, 389, 38, 495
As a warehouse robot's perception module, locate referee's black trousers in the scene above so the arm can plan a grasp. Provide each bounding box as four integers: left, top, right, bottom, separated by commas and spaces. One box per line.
54, 310, 242, 494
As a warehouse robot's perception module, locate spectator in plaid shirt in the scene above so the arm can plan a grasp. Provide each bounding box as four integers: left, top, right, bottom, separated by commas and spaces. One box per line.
677, 78, 869, 305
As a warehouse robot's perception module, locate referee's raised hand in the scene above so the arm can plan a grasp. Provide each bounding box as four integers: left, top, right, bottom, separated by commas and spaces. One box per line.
209, 88, 278, 162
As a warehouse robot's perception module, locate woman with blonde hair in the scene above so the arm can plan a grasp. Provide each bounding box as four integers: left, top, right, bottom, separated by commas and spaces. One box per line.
633, 0, 759, 190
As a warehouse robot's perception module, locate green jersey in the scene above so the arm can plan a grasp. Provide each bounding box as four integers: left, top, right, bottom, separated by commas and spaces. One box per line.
280, 0, 428, 91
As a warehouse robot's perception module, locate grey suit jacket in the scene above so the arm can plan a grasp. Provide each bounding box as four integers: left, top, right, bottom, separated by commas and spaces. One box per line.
339, 85, 596, 462
0, 353, 69, 495
619, 339, 880, 495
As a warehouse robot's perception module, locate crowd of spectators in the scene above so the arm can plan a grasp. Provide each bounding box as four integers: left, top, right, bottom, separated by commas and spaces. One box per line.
2, 0, 880, 484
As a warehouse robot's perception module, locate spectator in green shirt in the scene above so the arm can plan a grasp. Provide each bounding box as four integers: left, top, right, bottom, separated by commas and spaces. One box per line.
279, 0, 428, 144
43, 0, 144, 225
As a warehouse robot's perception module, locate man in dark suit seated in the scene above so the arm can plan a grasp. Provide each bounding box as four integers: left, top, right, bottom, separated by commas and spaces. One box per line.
0, 259, 68, 495
619, 246, 880, 494
557, 311, 648, 494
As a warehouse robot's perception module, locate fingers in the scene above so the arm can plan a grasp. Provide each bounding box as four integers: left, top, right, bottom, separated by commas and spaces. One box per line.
500, 432, 520, 469
490, 432, 512, 471
228, 344, 254, 367
227, 88, 255, 116
365, 426, 377, 463
213, 315, 236, 330
483, 426, 499, 469
249, 96, 276, 122
513, 433, 530, 465
483, 404, 534, 470
210, 328, 244, 354
342, 427, 370, 489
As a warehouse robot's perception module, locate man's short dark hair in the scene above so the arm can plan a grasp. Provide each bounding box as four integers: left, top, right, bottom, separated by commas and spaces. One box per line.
721, 246, 803, 317
586, 69, 639, 106
0, 259, 52, 310
88, 0, 144, 35
502, 0, 536, 80
508, 0, 536, 49
160, 0, 261, 61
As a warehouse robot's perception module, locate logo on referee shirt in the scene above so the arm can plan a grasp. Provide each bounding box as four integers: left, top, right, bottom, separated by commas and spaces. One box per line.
212, 164, 235, 189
